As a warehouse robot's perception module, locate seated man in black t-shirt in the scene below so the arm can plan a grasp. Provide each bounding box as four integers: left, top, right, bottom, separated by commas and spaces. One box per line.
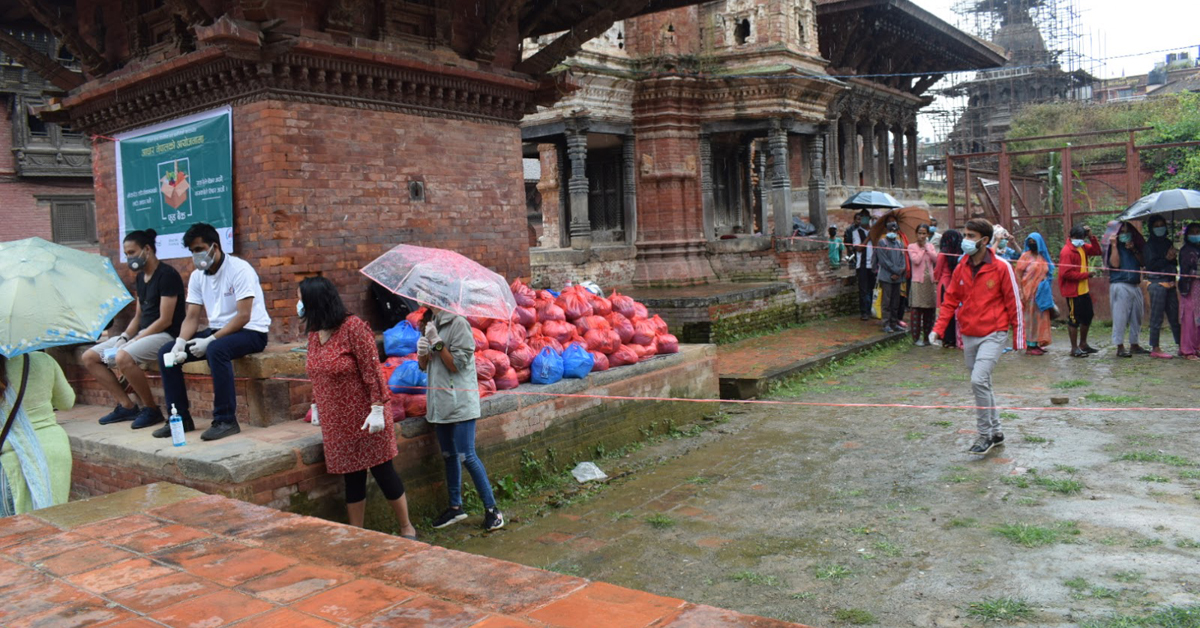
83, 229, 188, 429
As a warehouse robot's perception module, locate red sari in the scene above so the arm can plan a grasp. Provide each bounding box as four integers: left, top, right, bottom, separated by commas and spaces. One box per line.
306, 316, 396, 474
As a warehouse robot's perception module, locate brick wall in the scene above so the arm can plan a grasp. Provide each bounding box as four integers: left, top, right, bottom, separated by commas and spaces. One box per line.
92, 100, 530, 342
625, 6, 703, 58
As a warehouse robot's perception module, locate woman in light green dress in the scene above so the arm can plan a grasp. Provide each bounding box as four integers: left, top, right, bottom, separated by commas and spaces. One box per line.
1, 352, 75, 515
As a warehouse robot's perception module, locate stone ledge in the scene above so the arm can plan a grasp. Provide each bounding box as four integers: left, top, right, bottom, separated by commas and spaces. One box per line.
624, 282, 793, 309
531, 243, 638, 266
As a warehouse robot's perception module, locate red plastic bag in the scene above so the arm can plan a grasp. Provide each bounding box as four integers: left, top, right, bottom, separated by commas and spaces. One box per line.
656, 333, 679, 354
527, 335, 563, 354
605, 313, 634, 344
467, 316, 492, 330
516, 367, 531, 383
610, 290, 637, 319
475, 352, 496, 381
514, 305, 536, 328
584, 329, 621, 354
471, 327, 488, 351
631, 341, 657, 360
510, 279, 536, 307
542, 319, 575, 344
495, 367, 519, 390
406, 307, 427, 329
527, 322, 542, 338
536, 302, 567, 323
508, 343, 536, 370
380, 356, 406, 385
632, 301, 649, 319
487, 322, 526, 353
556, 288, 594, 321
479, 378, 497, 398
649, 314, 669, 335
480, 349, 511, 374
631, 317, 657, 346
388, 395, 406, 422
590, 294, 612, 317
590, 351, 610, 372
609, 344, 639, 367
404, 394, 427, 418
574, 315, 610, 335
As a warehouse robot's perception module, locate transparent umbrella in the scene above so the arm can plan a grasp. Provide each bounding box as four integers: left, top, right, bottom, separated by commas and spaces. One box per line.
0, 238, 134, 358
361, 244, 516, 321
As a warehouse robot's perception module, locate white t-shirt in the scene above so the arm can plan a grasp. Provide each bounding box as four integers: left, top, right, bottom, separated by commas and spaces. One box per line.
186, 255, 272, 333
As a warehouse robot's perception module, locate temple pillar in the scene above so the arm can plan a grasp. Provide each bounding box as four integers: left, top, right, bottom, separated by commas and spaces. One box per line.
769, 120, 792, 238
840, 116, 855, 187
536, 142, 562, 248
757, 141, 769, 234
859, 120, 874, 187
906, 127, 920, 189
565, 120, 591, 250
807, 132, 828, 236
700, 131, 715, 241
622, 135, 638, 242
892, 126, 904, 189
826, 122, 840, 187
875, 121, 888, 190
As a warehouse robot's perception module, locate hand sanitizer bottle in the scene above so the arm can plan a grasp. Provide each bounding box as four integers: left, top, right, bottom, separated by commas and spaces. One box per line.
169, 404, 186, 447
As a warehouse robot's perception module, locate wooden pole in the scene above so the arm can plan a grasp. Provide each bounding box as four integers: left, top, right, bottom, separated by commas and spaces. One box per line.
947, 155, 956, 229
998, 142, 1012, 231
1062, 146, 1074, 241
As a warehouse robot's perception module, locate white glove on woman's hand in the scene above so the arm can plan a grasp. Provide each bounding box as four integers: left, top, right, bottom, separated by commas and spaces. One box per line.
186, 335, 215, 358
361, 405, 386, 434
417, 336, 431, 357
424, 323, 442, 346
928, 331, 942, 347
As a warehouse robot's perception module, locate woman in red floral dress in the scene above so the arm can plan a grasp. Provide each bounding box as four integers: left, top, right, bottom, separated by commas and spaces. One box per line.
300, 277, 417, 539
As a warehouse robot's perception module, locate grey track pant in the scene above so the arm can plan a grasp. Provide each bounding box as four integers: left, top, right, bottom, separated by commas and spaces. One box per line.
1110, 282, 1144, 346
962, 331, 1007, 438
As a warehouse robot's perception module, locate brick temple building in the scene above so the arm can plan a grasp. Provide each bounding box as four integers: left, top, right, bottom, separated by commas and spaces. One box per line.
521, 0, 1004, 292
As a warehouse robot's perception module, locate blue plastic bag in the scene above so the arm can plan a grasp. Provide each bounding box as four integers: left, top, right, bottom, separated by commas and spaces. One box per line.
1035, 278, 1055, 312
383, 321, 420, 357
561, 343, 594, 379
388, 360, 428, 394
530, 346, 564, 385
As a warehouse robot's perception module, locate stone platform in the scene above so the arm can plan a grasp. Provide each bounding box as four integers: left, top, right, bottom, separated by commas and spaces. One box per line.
64, 345, 719, 520
623, 282, 800, 345
717, 317, 906, 399
0, 483, 811, 628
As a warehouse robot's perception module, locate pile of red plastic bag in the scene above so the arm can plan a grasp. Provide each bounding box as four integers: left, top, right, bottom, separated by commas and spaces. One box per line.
378, 281, 678, 421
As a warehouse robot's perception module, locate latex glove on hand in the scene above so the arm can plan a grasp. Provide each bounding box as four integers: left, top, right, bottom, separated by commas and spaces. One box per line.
186, 336, 215, 359
424, 323, 442, 347
171, 337, 187, 356
361, 405, 386, 434
417, 336, 431, 357
928, 331, 942, 347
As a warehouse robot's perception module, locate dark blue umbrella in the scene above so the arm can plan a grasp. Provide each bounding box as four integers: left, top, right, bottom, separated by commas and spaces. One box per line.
840, 190, 903, 209
1117, 188, 1200, 222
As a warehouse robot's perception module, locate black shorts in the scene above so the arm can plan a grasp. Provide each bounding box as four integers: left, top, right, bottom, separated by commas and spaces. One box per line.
1066, 294, 1094, 328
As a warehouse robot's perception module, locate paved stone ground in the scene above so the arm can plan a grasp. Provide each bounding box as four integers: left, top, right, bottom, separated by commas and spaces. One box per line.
435, 328, 1200, 628
717, 317, 893, 381
0, 484, 810, 628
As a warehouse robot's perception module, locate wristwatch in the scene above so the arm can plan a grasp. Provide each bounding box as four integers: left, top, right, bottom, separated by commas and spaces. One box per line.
433, 341, 445, 352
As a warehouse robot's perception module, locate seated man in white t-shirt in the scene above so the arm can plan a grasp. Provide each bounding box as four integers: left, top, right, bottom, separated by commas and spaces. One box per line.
153, 223, 272, 441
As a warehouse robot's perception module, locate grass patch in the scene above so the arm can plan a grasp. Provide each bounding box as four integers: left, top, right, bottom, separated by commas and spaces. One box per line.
1053, 379, 1092, 389
1036, 476, 1085, 494
790, 592, 814, 601
1065, 577, 1090, 590
1179, 470, 1200, 480
685, 475, 712, 485
1085, 393, 1143, 404
1080, 605, 1200, 628
872, 540, 902, 557
1140, 475, 1170, 483
929, 420, 953, 427
904, 431, 926, 441
1024, 435, 1051, 444
833, 608, 878, 625
814, 564, 853, 580
848, 526, 873, 535
942, 473, 974, 484
965, 597, 1035, 622
1001, 475, 1031, 488
1054, 464, 1079, 474
610, 511, 635, 521
946, 517, 978, 528
1117, 452, 1196, 467
994, 521, 1080, 547
1111, 571, 1143, 583
1176, 538, 1200, 549
1132, 538, 1163, 548
644, 513, 676, 529
730, 570, 779, 587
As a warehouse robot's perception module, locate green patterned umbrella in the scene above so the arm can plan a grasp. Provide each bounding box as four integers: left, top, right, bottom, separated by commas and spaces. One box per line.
0, 237, 133, 358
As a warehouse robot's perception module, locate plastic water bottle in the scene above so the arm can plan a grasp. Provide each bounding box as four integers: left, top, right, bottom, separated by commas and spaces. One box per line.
169, 404, 186, 447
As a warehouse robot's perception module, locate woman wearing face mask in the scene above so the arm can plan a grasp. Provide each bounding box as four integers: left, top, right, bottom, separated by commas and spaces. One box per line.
991, 227, 1021, 262
1106, 221, 1147, 358
1017, 233, 1055, 355
934, 229, 964, 348
907, 224, 939, 345
300, 277, 417, 538
1178, 223, 1200, 360
82, 229, 187, 429
1142, 215, 1181, 359
874, 219, 907, 333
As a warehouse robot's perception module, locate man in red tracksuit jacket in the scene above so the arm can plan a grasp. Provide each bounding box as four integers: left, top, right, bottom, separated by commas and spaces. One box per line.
930, 218, 1023, 455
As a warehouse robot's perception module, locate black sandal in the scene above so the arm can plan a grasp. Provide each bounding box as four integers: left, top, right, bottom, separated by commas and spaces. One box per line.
1071, 349, 1089, 358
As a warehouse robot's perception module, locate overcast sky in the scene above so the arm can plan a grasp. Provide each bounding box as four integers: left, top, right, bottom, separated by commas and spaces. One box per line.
912, 0, 1200, 141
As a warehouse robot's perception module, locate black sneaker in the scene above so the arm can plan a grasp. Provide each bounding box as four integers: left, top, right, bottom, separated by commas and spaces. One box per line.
152, 414, 195, 438
99, 404, 139, 425
483, 508, 505, 532
432, 508, 467, 529
968, 435, 995, 455
131, 406, 165, 429
200, 421, 241, 441
1082, 345, 1100, 354
991, 432, 1005, 448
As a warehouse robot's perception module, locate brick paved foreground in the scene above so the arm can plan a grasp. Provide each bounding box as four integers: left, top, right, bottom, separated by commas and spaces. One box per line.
0, 483, 811, 628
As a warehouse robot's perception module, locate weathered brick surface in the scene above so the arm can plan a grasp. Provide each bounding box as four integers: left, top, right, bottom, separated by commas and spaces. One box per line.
91, 100, 530, 343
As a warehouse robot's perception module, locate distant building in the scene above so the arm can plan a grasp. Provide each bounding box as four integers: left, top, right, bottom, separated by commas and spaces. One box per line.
1094, 49, 1200, 103
0, 25, 94, 247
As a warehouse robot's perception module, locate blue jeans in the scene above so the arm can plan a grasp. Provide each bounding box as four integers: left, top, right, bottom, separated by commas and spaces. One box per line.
433, 420, 496, 510
157, 329, 268, 425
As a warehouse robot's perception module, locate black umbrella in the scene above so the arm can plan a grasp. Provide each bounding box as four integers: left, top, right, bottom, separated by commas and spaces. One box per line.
1117, 189, 1200, 222
840, 190, 903, 210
